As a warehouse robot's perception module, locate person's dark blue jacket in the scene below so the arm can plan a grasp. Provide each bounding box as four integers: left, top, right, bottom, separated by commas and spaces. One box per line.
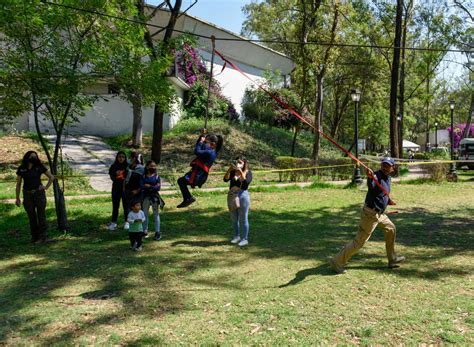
185, 139, 217, 187
365, 170, 391, 213
194, 140, 217, 166
141, 174, 161, 203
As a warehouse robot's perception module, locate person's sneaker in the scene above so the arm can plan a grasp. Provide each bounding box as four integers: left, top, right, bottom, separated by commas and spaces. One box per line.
388, 255, 406, 268
108, 223, 118, 231
154, 233, 162, 241
135, 246, 143, 251
238, 239, 249, 247
124, 222, 130, 230
177, 197, 196, 208
143, 231, 150, 238
230, 236, 241, 244
329, 258, 347, 274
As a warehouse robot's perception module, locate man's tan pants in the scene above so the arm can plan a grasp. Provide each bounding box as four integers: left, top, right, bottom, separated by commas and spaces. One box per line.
333, 206, 397, 267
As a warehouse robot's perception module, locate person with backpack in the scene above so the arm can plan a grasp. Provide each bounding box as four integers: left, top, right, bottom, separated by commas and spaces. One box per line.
141, 160, 162, 241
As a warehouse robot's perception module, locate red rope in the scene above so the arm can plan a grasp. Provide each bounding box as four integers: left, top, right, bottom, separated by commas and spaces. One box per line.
215, 50, 391, 198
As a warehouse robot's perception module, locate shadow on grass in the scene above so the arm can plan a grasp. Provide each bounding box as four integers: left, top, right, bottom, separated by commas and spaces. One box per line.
0, 197, 472, 343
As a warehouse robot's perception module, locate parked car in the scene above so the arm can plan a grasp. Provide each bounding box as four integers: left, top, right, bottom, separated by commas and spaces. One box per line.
459, 138, 474, 170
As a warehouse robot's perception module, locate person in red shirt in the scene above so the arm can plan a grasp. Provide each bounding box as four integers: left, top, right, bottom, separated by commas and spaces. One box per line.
108, 151, 128, 231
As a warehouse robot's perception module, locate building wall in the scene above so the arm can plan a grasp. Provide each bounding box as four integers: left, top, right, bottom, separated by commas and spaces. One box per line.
417, 130, 450, 148
199, 50, 265, 114
16, 84, 183, 137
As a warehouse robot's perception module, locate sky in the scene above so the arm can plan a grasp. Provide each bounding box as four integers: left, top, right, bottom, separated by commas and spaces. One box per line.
146, 0, 467, 81
147, 0, 255, 35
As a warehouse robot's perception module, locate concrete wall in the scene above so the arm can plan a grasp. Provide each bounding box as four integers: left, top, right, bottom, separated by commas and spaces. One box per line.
417, 130, 450, 148
16, 83, 184, 137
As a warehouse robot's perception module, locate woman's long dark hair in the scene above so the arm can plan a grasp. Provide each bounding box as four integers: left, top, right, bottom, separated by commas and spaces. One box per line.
114, 151, 127, 163
206, 134, 224, 153
19, 151, 45, 170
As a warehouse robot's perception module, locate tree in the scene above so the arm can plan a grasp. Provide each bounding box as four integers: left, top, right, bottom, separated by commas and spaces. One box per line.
0, 0, 138, 230
137, 0, 182, 163
100, 11, 174, 148
243, 0, 344, 162
388, 0, 403, 158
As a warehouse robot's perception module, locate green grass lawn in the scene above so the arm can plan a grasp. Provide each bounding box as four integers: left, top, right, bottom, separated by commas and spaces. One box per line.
0, 182, 473, 345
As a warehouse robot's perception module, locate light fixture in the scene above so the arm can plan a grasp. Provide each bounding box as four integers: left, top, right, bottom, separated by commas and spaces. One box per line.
351, 89, 361, 102
449, 100, 455, 110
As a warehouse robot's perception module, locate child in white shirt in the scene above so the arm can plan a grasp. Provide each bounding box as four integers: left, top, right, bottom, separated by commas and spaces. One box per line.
127, 201, 146, 251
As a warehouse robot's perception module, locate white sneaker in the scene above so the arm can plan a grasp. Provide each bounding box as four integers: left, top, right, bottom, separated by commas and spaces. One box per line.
238, 239, 248, 247
108, 223, 117, 231
230, 236, 241, 244
124, 222, 130, 230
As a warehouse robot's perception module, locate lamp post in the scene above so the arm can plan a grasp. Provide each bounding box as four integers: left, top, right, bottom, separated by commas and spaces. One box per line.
351, 89, 363, 184
449, 100, 457, 176
434, 122, 438, 148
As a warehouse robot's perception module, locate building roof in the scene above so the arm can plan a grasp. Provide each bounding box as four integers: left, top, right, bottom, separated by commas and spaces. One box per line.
146, 6, 295, 74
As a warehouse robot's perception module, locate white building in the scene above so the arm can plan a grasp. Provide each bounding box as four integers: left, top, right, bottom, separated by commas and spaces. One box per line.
15, 7, 294, 136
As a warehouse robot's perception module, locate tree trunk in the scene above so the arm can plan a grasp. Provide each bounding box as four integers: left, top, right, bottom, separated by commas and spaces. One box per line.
132, 96, 143, 148
138, 0, 182, 164
462, 93, 474, 139
312, 74, 323, 163
291, 125, 300, 157
151, 108, 164, 163
32, 93, 68, 231
398, 0, 413, 158
389, 0, 403, 158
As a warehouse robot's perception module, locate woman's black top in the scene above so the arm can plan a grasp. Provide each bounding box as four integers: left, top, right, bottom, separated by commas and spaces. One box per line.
224, 170, 253, 191
109, 161, 128, 187
16, 165, 47, 191
125, 165, 144, 191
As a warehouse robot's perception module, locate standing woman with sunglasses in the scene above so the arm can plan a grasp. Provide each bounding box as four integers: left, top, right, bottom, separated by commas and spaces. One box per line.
15, 151, 55, 243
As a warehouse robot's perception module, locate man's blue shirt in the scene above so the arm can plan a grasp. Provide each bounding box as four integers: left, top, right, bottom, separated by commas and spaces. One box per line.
365, 170, 391, 212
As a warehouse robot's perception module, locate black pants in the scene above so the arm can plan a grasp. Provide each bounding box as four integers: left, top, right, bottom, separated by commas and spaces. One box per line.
129, 232, 144, 248
177, 176, 192, 201
23, 190, 47, 242
124, 190, 142, 220
111, 184, 126, 223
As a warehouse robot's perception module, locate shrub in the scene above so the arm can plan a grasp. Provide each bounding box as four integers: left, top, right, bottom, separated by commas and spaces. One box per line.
425, 163, 450, 183
275, 156, 356, 182
276, 156, 315, 182
318, 157, 355, 181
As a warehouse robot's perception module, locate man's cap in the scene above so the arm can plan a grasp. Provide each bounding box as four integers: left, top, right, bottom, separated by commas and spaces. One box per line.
381, 157, 395, 166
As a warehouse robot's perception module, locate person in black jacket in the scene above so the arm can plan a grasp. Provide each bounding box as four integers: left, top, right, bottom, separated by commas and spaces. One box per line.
15, 151, 55, 243
123, 152, 144, 230
108, 151, 128, 231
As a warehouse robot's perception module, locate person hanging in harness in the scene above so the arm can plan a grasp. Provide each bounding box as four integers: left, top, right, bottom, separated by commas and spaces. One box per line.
177, 132, 223, 208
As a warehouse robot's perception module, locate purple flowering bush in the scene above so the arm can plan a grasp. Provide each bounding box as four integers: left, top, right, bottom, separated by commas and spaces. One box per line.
175, 44, 238, 121
448, 123, 474, 148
